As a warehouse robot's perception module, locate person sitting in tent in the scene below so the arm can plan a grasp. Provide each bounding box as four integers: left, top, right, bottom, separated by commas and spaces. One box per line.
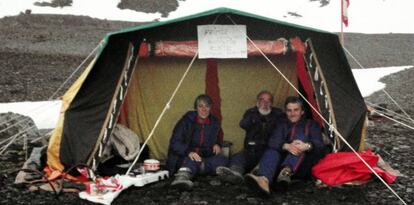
245, 96, 325, 196
216, 90, 285, 184
167, 94, 228, 190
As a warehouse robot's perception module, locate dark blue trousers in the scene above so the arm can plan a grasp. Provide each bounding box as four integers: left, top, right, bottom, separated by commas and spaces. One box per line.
181, 154, 228, 177
258, 149, 320, 184
229, 149, 264, 173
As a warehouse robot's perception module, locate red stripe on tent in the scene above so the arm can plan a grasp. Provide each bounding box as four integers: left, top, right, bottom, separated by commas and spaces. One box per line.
205, 59, 224, 142
138, 41, 149, 57
295, 51, 322, 127
138, 39, 305, 58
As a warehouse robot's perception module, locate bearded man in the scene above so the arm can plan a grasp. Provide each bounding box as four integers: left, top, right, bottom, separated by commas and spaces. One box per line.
217, 90, 285, 184
245, 96, 325, 196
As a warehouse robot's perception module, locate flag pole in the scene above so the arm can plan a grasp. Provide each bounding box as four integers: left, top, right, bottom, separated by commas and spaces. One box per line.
340, 0, 344, 45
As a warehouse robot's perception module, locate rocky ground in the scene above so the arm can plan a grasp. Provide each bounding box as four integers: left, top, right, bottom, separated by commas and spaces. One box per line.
0, 4, 414, 205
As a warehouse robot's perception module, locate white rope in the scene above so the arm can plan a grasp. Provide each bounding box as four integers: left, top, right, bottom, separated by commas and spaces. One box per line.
126, 51, 199, 175
0, 101, 61, 135
382, 89, 414, 123
343, 46, 414, 124
222, 15, 407, 203
0, 118, 31, 136
0, 43, 99, 132
48, 43, 101, 100
0, 124, 36, 155
248, 37, 406, 204
372, 109, 414, 131
0, 43, 101, 154
366, 101, 414, 126
24, 134, 28, 160
30, 129, 53, 144
342, 46, 366, 69
0, 100, 61, 129
0, 101, 60, 155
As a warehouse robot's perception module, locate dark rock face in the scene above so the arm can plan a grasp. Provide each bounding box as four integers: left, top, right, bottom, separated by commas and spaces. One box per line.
0, 112, 40, 146
34, 0, 73, 8
118, 0, 182, 17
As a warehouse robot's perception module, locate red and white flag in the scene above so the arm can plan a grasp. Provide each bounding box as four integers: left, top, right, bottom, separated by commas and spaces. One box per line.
342, 0, 350, 27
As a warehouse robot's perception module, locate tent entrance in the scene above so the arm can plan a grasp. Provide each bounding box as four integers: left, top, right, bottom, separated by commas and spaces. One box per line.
118, 53, 301, 159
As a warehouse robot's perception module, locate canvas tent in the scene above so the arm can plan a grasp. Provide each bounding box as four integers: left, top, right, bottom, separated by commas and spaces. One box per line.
46, 7, 367, 173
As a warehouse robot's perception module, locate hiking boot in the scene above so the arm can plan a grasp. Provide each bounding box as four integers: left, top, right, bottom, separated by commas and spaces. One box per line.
244, 173, 270, 196
277, 167, 293, 189
171, 169, 193, 191
216, 166, 244, 184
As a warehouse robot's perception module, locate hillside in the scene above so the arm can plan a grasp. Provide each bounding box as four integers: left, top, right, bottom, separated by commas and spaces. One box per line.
1, 13, 413, 103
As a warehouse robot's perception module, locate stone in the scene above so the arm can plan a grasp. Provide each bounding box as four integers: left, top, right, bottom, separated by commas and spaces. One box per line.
246, 197, 258, 204
209, 179, 221, 186
236, 193, 247, 200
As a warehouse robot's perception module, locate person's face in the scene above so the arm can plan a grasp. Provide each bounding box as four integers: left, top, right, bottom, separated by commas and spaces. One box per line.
197, 100, 211, 119
286, 102, 304, 123
257, 93, 272, 115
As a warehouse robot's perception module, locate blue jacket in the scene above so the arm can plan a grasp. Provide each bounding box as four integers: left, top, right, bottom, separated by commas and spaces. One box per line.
166, 111, 221, 173
268, 118, 324, 153
239, 107, 285, 149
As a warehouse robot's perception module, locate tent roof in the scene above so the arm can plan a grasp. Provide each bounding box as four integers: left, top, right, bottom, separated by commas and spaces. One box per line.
106, 7, 333, 38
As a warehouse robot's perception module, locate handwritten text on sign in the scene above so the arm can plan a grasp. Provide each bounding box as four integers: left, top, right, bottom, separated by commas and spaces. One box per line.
197, 25, 247, 59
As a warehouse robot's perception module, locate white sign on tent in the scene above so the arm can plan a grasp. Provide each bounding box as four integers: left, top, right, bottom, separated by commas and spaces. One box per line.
197, 25, 247, 59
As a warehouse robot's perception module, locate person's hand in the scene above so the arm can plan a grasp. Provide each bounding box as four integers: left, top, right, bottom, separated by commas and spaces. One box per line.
188, 152, 202, 162
283, 143, 302, 156
213, 144, 221, 155
292, 140, 311, 152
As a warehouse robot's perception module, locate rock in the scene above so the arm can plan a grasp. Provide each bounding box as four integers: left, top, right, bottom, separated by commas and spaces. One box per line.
338, 195, 347, 201
246, 197, 258, 204
0, 112, 40, 146
209, 179, 221, 186
179, 191, 191, 201
236, 193, 247, 200
305, 187, 314, 193
398, 145, 410, 149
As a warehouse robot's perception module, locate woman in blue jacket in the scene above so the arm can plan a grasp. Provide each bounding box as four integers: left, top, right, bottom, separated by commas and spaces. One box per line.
167, 94, 228, 190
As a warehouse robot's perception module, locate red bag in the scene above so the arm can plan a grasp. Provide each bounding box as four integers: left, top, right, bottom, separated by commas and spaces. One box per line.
312, 150, 396, 186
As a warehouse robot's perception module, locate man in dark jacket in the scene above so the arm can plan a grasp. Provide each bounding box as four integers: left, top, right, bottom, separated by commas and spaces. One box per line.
245, 96, 325, 196
167, 94, 228, 190
217, 91, 284, 184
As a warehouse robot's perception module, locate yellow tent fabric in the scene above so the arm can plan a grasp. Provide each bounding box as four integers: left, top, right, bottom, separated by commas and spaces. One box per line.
47, 58, 97, 171
122, 58, 205, 159
218, 55, 297, 153
123, 54, 297, 159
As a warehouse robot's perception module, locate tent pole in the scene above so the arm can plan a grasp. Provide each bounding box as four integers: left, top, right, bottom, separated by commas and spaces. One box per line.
340, 0, 344, 45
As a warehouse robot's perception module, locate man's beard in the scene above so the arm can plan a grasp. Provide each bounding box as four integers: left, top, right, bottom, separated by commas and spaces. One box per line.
258, 107, 271, 115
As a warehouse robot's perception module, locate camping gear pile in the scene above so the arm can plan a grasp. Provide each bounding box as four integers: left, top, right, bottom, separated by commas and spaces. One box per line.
79, 168, 168, 205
